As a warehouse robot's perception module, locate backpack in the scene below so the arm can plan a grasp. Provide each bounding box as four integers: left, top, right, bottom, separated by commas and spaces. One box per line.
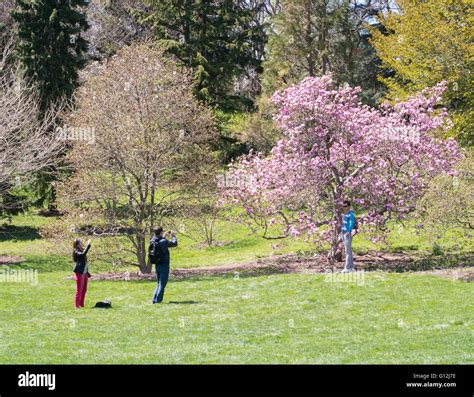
353, 216, 359, 231
148, 239, 163, 264
94, 300, 112, 309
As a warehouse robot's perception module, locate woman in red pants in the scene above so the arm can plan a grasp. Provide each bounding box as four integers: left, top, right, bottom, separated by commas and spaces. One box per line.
73, 238, 91, 308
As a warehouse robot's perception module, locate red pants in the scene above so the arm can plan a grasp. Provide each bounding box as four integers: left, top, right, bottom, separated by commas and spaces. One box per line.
75, 272, 88, 308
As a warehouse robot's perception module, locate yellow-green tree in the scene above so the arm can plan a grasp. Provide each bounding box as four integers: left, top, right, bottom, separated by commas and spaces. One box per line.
369, 0, 473, 145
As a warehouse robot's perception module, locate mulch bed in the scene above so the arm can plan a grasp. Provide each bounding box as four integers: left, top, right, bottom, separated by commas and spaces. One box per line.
71, 251, 474, 282
459, 271, 474, 282
0, 256, 25, 265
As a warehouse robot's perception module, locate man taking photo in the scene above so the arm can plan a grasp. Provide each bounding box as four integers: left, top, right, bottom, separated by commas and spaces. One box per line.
149, 227, 178, 304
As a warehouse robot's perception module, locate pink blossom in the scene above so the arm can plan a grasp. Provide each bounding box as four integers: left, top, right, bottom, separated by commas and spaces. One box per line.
220, 76, 461, 257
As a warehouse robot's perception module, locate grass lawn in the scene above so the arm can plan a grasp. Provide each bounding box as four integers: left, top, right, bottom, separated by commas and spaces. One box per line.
1, 213, 473, 364
0, 271, 472, 364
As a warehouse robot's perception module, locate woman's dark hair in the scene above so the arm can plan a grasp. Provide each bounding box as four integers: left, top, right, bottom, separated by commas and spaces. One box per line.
73, 238, 82, 250
343, 200, 351, 207
73, 238, 82, 260
154, 226, 163, 236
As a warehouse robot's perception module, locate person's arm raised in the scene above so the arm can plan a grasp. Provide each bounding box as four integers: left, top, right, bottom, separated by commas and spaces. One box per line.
84, 240, 92, 255
167, 233, 178, 248
74, 241, 91, 257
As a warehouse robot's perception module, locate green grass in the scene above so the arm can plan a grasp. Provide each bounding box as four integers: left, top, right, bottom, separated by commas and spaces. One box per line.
0, 271, 472, 364
1, 213, 473, 364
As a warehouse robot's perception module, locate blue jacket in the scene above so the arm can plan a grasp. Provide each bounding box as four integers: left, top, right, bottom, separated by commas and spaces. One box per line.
150, 235, 178, 266
341, 210, 355, 233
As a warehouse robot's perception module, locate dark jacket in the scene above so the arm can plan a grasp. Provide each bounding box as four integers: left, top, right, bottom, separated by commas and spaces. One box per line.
150, 235, 177, 266
73, 243, 91, 274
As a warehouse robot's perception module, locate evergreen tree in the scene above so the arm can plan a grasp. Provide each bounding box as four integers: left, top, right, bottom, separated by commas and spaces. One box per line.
12, 0, 90, 112
12, 0, 90, 211
134, 0, 267, 110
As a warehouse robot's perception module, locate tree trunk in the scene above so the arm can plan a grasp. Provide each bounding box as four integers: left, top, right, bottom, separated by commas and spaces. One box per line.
329, 188, 343, 264
48, 183, 57, 212
331, 246, 343, 263
136, 233, 152, 273
328, 236, 343, 264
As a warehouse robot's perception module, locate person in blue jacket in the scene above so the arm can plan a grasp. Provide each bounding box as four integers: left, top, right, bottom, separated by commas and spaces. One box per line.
340, 200, 357, 273
149, 226, 178, 304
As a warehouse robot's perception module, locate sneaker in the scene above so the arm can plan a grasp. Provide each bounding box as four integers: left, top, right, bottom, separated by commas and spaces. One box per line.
341, 268, 355, 273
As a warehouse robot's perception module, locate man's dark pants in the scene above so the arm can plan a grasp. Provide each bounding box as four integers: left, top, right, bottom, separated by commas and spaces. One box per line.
152, 263, 169, 303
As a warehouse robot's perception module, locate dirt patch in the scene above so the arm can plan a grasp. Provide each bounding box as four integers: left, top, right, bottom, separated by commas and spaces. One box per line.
418, 267, 474, 282
0, 256, 25, 265
76, 251, 474, 281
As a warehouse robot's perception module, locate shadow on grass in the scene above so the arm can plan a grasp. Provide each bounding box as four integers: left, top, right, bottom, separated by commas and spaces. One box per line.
5, 254, 116, 273
0, 225, 41, 241
171, 267, 296, 283
168, 300, 199, 304
3, 254, 71, 272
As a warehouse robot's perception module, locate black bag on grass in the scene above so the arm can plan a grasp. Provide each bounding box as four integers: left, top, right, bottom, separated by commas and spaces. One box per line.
94, 300, 112, 308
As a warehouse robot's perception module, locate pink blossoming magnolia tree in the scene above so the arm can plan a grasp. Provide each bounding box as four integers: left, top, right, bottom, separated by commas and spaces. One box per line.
220, 75, 461, 262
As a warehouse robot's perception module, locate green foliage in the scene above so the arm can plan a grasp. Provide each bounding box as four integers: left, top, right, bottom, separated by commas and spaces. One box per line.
0, 179, 43, 220
12, 0, 90, 112
417, 151, 474, 240
431, 242, 444, 256
133, 0, 267, 110
231, 94, 281, 154
369, 0, 473, 145
212, 110, 249, 163
262, 0, 385, 103
8, 0, 89, 212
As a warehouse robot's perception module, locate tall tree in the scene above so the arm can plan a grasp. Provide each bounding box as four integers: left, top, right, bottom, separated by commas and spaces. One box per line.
417, 153, 474, 240
133, 0, 267, 110
262, 0, 386, 103
369, 0, 473, 145
0, 42, 65, 217
0, 0, 16, 74
0, 0, 15, 42
12, 0, 90, 113
221, 76, 460, 262
54, 44, 218, 273
12, 0, 90, 211
83, 0, 151, 61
